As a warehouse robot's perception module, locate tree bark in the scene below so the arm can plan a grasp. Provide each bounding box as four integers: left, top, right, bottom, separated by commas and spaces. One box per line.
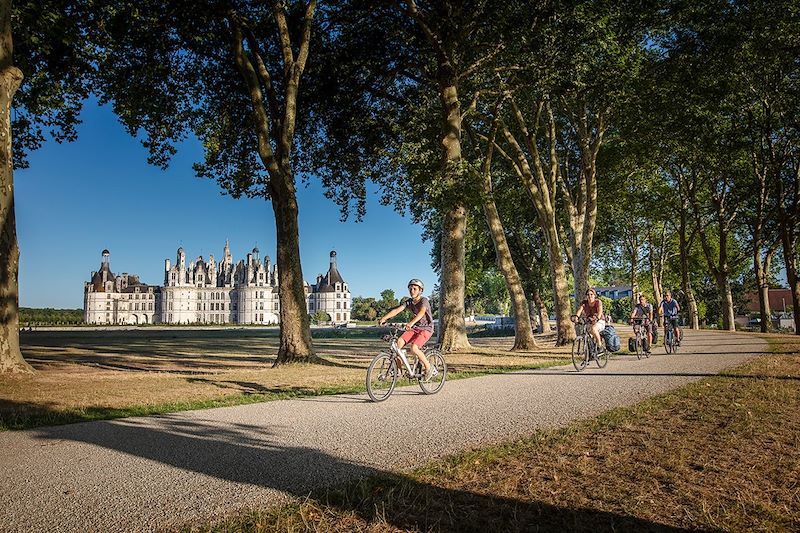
0, 0, 32, 374
482, 191, 537, 350
229, 3, 317, 365
434, 75, 470, 351
499, 98, 575, 345
678, 201, 700, 329
561, 102, 603, 310
471, 114, 536, 350
438, 203, 470, 351
532, 289, 551, 333
270, 171, 314, 363
402, 1, 470, 352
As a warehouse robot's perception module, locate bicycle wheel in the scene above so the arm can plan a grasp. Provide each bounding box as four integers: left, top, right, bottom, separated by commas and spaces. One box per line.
366, 352, 398, 402
664, 331, 673, 354
634, 333, 642, 360
596, 341, 609, 368
418, 348, 447, 395
572, 336, 588, 371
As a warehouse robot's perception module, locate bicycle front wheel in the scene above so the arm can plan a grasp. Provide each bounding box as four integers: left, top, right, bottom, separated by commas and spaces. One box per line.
664, 332, 673, 354
366, 352, 398, 402
418, 348, 447, 395
572, 337, 588, 371
635, 335, 642, 360
596, 344, 609, 368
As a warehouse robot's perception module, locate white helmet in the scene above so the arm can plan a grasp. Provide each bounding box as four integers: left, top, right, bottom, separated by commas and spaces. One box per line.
407, 278, 424, 291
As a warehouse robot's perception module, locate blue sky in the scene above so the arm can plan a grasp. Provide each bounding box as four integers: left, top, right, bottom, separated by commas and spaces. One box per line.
15, 100, 437, 309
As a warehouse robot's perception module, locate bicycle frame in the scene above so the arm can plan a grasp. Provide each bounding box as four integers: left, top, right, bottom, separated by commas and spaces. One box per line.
391, 341, 421, 378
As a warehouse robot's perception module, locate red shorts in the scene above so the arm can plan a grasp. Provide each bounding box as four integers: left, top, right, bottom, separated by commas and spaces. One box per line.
400, 328, 433, 348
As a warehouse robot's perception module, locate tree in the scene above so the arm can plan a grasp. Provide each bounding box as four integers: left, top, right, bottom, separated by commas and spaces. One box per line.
0, 0, 28, 372
466, 108, 537, 349
1, 0, 93, 372
92, 0, 317, 363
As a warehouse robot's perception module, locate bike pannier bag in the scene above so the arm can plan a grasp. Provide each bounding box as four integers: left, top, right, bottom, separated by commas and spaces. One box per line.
628, 337, 636, 353
607, 333, 621, 353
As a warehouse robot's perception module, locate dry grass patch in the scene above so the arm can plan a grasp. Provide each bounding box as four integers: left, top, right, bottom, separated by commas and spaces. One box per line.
185, 345, 800, 533
1, 328, 567, 429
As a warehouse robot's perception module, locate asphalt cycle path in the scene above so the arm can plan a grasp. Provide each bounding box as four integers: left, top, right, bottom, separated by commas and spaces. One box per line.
0, 330, 767, 532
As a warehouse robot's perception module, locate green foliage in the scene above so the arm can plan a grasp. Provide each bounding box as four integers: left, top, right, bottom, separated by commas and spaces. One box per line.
611, 297, 633, 323
12, 0, 96, 169
311, 311, 331, 324
598, 296, 614, 320
19, 308, 83, 325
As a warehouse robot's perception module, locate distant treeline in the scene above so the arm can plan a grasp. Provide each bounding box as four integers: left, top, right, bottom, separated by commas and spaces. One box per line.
20, 308, 83, 325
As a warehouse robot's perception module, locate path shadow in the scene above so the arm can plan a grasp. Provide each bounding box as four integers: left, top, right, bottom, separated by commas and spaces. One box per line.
28, 417, 691, 532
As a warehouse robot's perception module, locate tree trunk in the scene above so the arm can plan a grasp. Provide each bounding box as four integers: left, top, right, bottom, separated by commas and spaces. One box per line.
542, 223, 573, 345
754, 243, 774, 333
532, 289, 551, 334
0, 0, 32, 374
475, 117, 536, 350
779, 222, 800, 334
438, 203, 470, 351
435, 73, 470, 352
228, 6, 317, 365
482, 197, 537, 349
716, 273, 736, 331
271, 170, 315, 365
679, 208, 700, 329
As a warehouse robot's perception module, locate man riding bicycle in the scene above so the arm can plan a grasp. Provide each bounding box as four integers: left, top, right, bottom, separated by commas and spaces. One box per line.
378, 279, 434, 381
630, 293, 654, 353
660, 290, 682, 344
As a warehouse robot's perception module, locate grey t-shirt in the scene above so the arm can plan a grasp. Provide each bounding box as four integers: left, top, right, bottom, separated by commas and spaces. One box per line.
633, 303, 653, 319
405, 297, 434, 332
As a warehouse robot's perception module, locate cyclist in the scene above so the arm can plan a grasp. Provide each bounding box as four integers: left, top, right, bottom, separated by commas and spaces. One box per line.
378, 279, 435, 380
660, 290, 682, 345
629, 293, 654, 353
576, 287, 606, 354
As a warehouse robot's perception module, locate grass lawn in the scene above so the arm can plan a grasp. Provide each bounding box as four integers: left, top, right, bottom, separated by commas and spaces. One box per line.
1, 327, 570, 430
180, 334, 800, 533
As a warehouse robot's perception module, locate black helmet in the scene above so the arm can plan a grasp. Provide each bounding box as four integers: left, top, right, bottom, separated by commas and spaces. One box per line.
407, 278, 424, 291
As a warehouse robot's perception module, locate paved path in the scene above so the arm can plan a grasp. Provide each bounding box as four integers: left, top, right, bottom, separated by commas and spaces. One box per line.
0, 330, 768, 532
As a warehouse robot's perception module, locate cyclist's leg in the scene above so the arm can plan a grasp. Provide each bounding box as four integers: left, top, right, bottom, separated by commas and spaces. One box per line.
408, 331, 432, 374
592, 321, 605, 351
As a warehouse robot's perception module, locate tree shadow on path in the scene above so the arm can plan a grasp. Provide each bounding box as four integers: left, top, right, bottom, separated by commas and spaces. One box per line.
28, 417, 692, 532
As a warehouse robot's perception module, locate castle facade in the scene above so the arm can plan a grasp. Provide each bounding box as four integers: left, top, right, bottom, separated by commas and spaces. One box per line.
84, 243, 351, 325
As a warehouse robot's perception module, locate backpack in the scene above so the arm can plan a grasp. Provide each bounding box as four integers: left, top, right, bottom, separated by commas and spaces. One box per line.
602, 324, 621, 353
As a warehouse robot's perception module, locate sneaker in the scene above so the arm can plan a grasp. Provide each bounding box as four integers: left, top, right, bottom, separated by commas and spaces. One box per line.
423, 366, 434, 381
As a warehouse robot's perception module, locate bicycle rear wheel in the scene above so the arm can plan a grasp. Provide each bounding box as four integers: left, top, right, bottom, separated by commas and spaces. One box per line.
366, 352, 398, 402
418, 348, 446, 395
572, 337, 588, 371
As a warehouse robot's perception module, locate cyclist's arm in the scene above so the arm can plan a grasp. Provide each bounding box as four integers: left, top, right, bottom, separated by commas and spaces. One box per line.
576, 304, 586, 317
379, 303, 406, 324
407, 307, 427, 329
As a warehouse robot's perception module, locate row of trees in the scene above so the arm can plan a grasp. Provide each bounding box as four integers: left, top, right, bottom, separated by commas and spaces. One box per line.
1, 0, 798, 373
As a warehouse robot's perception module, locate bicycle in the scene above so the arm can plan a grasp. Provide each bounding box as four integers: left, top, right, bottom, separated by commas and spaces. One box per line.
630, 317, 651, 359
663, 316, 683, 354
366, 327, 447, 402
571, 315, 608, 371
